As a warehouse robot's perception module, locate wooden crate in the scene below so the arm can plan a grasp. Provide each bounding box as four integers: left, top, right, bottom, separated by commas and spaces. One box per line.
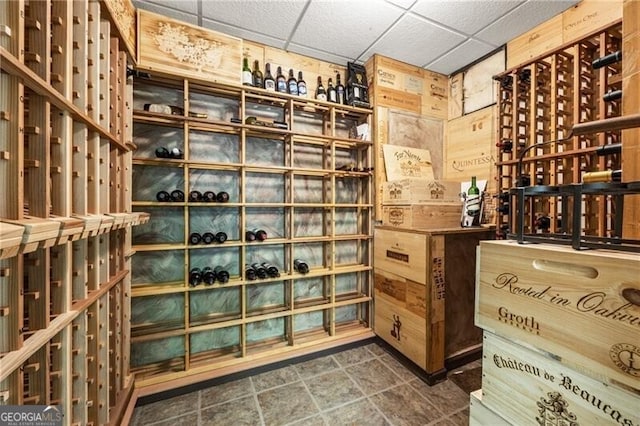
506, 14, 563, 69
375, 286, 428, 369
137, 9, 242, 85
469, 390, 510, 426
562, 0, 622, 44
444, 105, 497, 192
482, 332, 640, 425
381, 179, 460, 204
381, 203, 462, 229
374, 227, 492, 380
476, 240, 640, 392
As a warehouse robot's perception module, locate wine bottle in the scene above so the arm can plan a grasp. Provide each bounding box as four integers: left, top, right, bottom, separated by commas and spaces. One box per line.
202, 266, 216, 285
245, 230, 256, 242
327, 78, 337, 103
252, 60, 263, 88
466, 176, 481, 217
603, 90, 622, 102
250, 263, 268, 279
276, 66, 287, 93
263, 63, 276, 91
595, 143, 622, 156
143, 104, 207, 118
170, 189, 184, 202
496, 139, 513, 153
316, 76, 327, 101
592, 50, 622, 69
242, 57, 253, 86
535, 215, 551, 230
496, 203, 509, 214
297, 71, 307, 98
245, 264, 257, 281
202, 191, 216, 202
202, 232, 215, 245
294, 259, 309, 274
189, 190, 202, 202
215, 231, 227, 244
582, 169, 622, 183
189, 232, 202, 245
261, 262, 280, 278
214, 265, 230, 283
155, 147, 170, 158
189, 267, 202, 287
336, 73, 345, 104
156, 190, 171, 202
169, 147, 184, 159
253, 229, 267, 241
496, 192, 509, 202
287, 69, 298, 95
216, 191, 230, 203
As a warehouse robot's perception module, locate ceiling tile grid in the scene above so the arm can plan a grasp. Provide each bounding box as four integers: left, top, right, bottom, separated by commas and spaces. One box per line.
134, 0, 580, 76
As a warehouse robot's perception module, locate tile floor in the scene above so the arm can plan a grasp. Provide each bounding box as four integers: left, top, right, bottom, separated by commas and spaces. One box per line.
131, 340, 481, 426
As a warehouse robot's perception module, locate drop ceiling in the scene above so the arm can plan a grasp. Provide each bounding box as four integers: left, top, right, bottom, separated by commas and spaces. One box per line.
132, 0, 580, 76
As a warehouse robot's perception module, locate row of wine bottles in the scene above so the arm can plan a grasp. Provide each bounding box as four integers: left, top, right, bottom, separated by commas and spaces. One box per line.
189, 266, 229, 286
187, 229, 267, 245
189, 232, 227, 245
242, 58, 347, 104
497, 140, 622, 156
189, 259, 310, 286
156, 190, 230, 203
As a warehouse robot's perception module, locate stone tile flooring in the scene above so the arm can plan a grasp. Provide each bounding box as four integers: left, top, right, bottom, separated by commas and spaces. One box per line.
131, 340, 481, 426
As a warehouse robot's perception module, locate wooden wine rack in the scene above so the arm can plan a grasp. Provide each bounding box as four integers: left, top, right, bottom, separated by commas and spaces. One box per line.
129, 71, 374, 391
0, 1, 146, 424
495, 22, 624, 241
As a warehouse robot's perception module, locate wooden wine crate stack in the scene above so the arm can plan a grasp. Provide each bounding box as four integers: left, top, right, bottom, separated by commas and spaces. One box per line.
0, 0, 148, 423
373, 226, 493, 383
470, 1, 640, 423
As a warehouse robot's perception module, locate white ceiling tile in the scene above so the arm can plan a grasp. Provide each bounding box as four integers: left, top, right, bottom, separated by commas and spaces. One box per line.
142, 0, 199, 15
200, 0, 308, 40
291, 0, 405, 59
384, 0, 417, 9
287, 43, 354, 67
360, 14, 466, 69
475, 0, 578, 46
201, 18, 287, 48
425, 38, 496, 75
133, 0, 199, 24
410, 0, 524, 35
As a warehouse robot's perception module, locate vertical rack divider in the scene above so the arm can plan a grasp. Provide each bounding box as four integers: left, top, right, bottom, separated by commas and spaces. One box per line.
0, 0, 25, 407
239, 89, 248, 358
183, 78, 191, 372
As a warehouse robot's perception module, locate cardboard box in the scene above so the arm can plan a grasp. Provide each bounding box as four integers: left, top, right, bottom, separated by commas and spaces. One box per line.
381, 179, 460, 204
476, 240, 640, 392
381, 203, 462, 230
482, 332, 640, 425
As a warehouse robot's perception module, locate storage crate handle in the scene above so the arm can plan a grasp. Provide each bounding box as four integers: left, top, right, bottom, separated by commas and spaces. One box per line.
532, 259, 598, 278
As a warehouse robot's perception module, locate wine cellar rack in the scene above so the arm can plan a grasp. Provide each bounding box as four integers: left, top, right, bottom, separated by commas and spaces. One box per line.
0, 0, 146, 424
130, 72, 374, 388
495, 21, 626, 242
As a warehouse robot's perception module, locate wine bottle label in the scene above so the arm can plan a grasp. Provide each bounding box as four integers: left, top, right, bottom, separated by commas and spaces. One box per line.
298, 83, 307, 97
277, 80, 287, 92
329, 92, 337, 102
242, 70, 253, 85
466, 194, 481, 215
264, 80, 276, 91
254, 76, 263, 87
317, 93, 327, 101
288, 81, 298, 95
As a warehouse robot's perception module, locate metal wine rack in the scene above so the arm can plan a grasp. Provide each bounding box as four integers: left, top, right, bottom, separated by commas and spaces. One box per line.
510, 181, 640, 252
